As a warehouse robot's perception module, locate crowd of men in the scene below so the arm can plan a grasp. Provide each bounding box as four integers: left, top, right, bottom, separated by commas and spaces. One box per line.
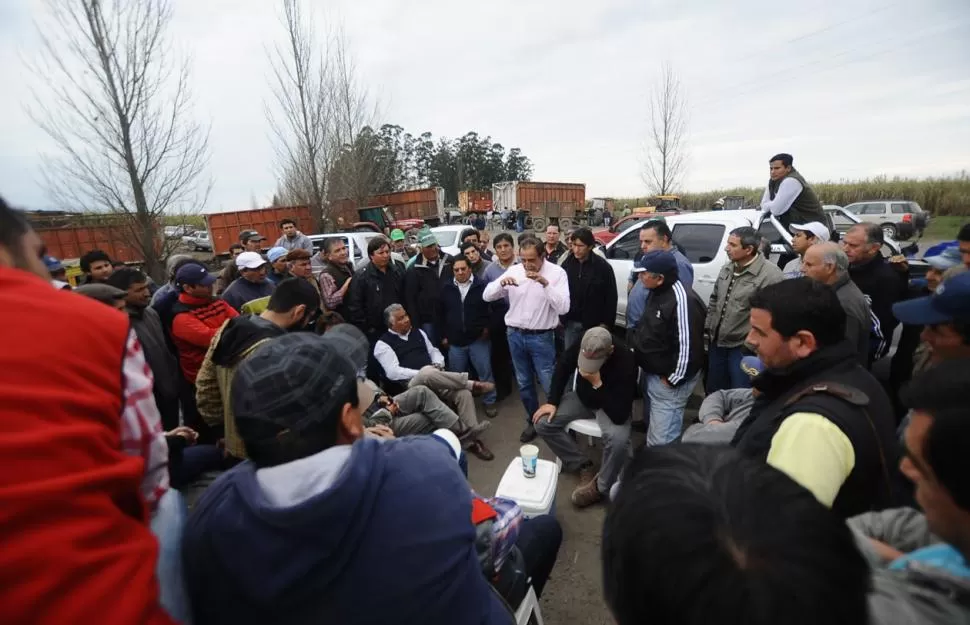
2, 148, 970, 625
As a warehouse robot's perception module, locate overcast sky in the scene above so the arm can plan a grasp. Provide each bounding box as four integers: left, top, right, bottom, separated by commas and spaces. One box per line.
1, 0, 968, 212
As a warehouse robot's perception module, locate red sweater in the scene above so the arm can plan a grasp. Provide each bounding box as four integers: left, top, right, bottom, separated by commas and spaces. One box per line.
0, 268, 174, 625
171, 293, 238, 383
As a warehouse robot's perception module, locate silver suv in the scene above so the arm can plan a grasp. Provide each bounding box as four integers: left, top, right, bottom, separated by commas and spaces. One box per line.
841, 201, 929, 240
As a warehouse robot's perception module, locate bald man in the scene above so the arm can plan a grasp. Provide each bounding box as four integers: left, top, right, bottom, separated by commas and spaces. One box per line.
801, 243, 872, 366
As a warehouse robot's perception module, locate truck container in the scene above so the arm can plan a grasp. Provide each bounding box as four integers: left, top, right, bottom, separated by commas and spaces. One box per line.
28, 212, 158, 264
329, 187, 444, 229
205, 206, 314, 256
458, 190, 493, 214
491, 181, 586, 231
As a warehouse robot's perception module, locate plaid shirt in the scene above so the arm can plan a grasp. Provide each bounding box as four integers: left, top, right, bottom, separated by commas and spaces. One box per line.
480, 495, 522, 572
120, 330, 169, 509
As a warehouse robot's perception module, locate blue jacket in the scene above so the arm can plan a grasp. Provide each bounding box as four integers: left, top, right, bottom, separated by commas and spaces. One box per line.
182, 436, 511, 625
438, 278, 491, 347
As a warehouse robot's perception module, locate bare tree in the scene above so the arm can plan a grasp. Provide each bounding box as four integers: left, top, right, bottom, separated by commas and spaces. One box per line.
266, 0, 332, 227
642, 62, 688, 195
29, 0, 210, 280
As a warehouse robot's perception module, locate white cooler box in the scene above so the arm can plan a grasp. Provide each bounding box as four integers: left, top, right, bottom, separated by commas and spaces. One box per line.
494, 458, 559, 518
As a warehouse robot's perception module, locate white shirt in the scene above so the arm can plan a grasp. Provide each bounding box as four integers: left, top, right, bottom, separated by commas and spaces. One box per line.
373, 328, 445, 382
760, 177, 803, 216
455, 276, 474, 302
482, 260, 570, 331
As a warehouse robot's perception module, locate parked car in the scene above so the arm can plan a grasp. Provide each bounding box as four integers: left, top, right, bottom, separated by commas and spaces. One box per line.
164, 225, 196, 238
593, 211, 683, 246
840, 201, 928, 240
307, 232, 383, 274
600, 209, 926, 328
181, 231, 211, 251
430, 225, 469, 258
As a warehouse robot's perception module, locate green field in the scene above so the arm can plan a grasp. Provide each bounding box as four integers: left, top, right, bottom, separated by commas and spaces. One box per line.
922, 215, 966, 240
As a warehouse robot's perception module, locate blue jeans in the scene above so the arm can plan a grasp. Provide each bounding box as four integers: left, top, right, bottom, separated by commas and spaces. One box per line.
421, 322, 440, 348
706, 345, 750, 393
151, 489, 192, 624
448, 338, 496, 405
507, 329, 556, 423
646, 372, 701, 446
562, 321, 585, 353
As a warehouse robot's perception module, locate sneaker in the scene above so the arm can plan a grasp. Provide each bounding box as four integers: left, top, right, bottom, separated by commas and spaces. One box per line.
471, 381, 496, 397
519, 423, 537, 443
571, 473, 604, 508
484, 405, 498, 418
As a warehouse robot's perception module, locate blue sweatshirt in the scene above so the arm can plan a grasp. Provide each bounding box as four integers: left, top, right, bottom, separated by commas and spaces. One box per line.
182, 436, 512, 625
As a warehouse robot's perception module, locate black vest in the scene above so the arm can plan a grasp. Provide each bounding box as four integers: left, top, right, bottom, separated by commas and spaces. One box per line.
323, 261, 353, 317
768, 168, 826, 230
380, 330, 432, 371
732, 342, 900, 519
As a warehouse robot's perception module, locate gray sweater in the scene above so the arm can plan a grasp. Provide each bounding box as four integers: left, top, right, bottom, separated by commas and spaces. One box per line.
682, 389, 754, 445
833, 273, 872, 366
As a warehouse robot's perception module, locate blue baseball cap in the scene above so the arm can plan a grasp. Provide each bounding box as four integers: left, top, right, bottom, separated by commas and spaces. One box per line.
267, 246, 289, 263
632, 250, 677, 275
925, 246, 962, 271
893, 271, 970, 326
175, 263, 216, 286
740, 356, 765, 379
43, 255, 64, 272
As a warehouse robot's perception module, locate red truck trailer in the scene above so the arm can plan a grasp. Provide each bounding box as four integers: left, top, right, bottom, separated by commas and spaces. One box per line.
205, 206, 315, 256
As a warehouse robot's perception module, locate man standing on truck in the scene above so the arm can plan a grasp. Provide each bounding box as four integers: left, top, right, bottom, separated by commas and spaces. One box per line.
759, 153, 828, 231
273, 218, 314, 253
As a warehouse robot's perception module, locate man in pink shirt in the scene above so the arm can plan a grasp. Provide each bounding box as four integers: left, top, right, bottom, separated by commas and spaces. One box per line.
483, 237, 570, 442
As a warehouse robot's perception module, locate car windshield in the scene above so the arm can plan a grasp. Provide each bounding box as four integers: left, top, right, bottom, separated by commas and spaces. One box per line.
435, 231, 458, 247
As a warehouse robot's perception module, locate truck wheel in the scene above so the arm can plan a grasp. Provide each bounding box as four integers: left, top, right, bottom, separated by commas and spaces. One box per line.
559, 218, 573, 231
881, 223, 897, 239
531, 217, 545, 231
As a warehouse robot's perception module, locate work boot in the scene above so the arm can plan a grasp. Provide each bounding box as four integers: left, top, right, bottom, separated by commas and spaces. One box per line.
471, 381, 496, 397
571, 472, 604, 509
519, 423, 537, 443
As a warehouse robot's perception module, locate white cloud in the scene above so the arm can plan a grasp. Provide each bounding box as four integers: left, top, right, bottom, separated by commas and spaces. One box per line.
1, 0, 968, 211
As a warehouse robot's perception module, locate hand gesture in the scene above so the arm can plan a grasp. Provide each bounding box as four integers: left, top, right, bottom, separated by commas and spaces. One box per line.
167, 426, 198, 443
500, 276, 519, 287
525, 271, 548, 287
579, 370, 602, 388
340, 277, 352, 294
365, 424, 396, 440
532, 403, 557, 424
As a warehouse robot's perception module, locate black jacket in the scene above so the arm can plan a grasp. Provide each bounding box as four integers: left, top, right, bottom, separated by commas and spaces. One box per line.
437, 278, 490, 347
560, 253, 618, 330
544, 242, 568, 264
848, 255, 908, 362
347, 261, 406, 338
548, 337, 637, 425
732, 341, 901, 519
404, 254, 454, 327
632, 280, 706, 386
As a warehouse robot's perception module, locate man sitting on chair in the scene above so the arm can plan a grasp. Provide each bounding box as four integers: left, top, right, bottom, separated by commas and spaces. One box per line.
533, 327, 637, 509
374, 303, 495, 460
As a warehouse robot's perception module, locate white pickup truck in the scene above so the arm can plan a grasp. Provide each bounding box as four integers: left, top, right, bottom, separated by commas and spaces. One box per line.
600, 208, 922, 328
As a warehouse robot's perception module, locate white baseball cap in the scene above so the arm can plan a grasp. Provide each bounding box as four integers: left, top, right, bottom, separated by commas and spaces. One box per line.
789, 222, 830, 242
236, 251, 268, 270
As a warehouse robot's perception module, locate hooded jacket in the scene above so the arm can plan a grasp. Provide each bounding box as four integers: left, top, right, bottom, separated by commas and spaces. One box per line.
221, 277, 276, 314
195, 315, 285, 459
182, 436, 511, 625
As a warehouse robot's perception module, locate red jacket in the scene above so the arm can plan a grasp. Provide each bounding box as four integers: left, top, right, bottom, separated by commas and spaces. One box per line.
171, 293, 238, 383
0, 268, 174, 625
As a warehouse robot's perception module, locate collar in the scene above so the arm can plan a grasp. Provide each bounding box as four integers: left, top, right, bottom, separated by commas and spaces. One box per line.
832, 273, 852, 290
389, 328, 411, 339
850, 254, 883, 273
455, 276, 474, 288
733, 254, 763, 274
178, 292, 214, 306
125, 304, 145, 319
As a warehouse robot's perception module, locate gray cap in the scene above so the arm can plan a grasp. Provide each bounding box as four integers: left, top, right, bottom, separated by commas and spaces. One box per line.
578, 327, 614, 374
75, 283, 127, 306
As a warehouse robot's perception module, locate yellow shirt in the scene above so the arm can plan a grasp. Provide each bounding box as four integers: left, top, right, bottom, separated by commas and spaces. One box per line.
766, 412, 855, 508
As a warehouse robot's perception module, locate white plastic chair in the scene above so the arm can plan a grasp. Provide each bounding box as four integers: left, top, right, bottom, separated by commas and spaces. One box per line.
565, 370, 605, 446
514, 585, 544, 625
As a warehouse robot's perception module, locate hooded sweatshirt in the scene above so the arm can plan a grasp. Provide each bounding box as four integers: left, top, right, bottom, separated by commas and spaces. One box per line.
182, 436, 511, 625
221, 277, 276, 313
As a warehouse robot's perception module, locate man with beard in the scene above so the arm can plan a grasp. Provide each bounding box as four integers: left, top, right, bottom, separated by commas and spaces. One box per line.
196, 278, 321, 463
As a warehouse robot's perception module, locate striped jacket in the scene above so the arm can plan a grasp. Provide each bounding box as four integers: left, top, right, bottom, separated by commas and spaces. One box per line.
632, 279, 706, 386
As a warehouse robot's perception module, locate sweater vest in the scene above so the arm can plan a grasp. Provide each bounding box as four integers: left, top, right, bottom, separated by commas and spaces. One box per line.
380, 330, 432, 371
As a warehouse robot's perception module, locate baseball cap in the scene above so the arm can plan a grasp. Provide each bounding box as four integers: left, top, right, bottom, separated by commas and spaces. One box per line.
236, 251, 267, 270
925, 246, 962, 271
320, 323, 370, 378
740, 356, 765, 380
43, 255, 64, 272
175, 263, 216, 286
892, 271, 970, 326
267, 247, 289, 263
632, 250, 677, 275
578, 327, 614, 374
231, 334, 374, 455
241, 230, 266, 244
390, 228, 406, 242
789, 222, 831, 242
418, 230, 437, 248
75, 283, 126, 305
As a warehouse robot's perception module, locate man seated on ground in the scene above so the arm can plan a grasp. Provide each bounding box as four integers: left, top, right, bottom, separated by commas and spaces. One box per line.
374, 303, 495, 460
534, 327, 637, 509
182, 334, 519, 625
848, 359, 970, 624
603, 444, 872, 625
222, 251, 276, 314
630, 251, 706, 446
79, 248, 114, 284
682, 357, 762, 446
801, 242, 872, 366
731, 278, 899, 518
196, 278, 320, 463
783, 221, 829, 278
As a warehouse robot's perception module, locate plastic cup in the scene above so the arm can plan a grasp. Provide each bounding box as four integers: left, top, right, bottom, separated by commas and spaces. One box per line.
520, 444, 539, 478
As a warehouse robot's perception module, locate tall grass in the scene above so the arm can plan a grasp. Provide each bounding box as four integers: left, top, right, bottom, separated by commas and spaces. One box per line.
614, 173, 970, 216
